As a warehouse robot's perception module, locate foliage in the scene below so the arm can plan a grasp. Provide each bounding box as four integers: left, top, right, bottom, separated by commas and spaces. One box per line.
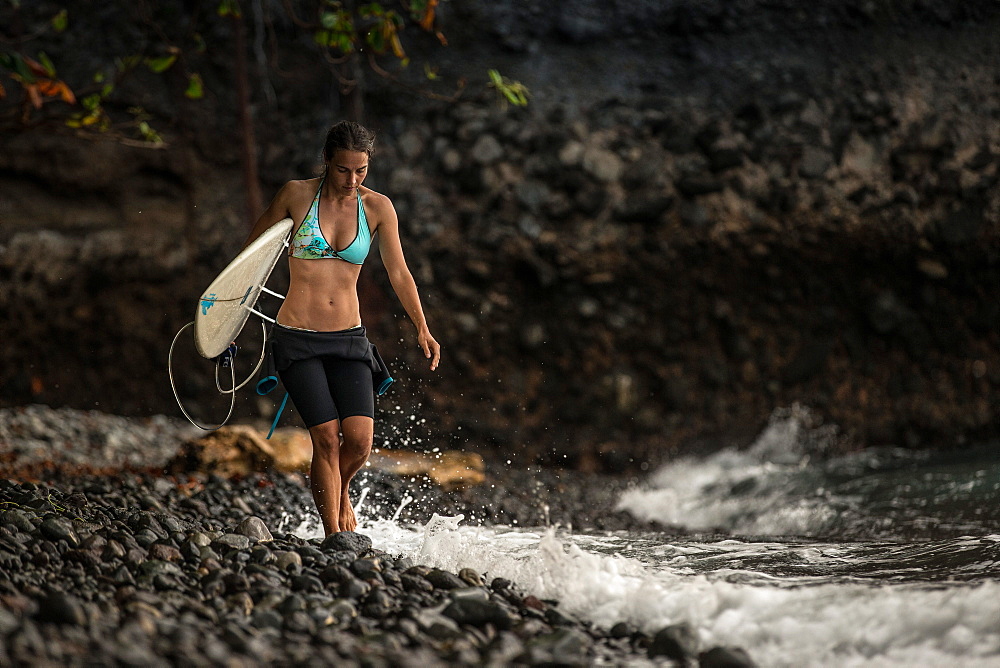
488, 68, 529, 107
0, 7, 195, 144
305, 0, 526, 107
0, 51, 76, 115
0, 0, 528, 146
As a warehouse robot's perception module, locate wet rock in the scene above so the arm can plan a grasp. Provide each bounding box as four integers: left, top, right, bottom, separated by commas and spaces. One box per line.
350, 557, 383, 579
329, 599, 358, 624
442, 590, 519, 630
400, 572, 434, 594
2, 509, 37, 533
649, 623, 699, 662
211, 534, 250, 552
133, 529, 159, 548
140, 560, 183, 580
609, 621, 637, 638
425, 569, 466, 590
274, 550, 303, 573
35, 590, 86, 626
148, 543, 182, 562
250, 608, 283, 630
39, 517, 79, 547
458, 568, 484, 587
361, 588, 394, 618
321, 531, 372, 555
233, 517, 273, 543
700, 646, 758, 667
415, 609, 463, 640
339, 576, 371, 600
528, 628, 592, 660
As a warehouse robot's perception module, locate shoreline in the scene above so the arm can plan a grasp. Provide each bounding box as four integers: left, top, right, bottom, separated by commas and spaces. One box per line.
0, 470, 755, 666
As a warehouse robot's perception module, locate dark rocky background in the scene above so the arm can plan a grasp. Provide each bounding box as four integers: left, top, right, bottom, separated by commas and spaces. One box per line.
1, 0, 998, 470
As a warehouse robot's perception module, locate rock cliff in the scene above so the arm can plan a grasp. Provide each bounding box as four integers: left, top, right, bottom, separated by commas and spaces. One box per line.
1, 0, 997, 468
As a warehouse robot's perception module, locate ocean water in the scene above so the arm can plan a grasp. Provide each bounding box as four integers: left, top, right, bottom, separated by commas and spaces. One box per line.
297, 406, 1000, 667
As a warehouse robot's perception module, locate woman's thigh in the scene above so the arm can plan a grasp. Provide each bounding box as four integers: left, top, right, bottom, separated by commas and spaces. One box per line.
322, 358, 374, 420
279, 357, 339, 427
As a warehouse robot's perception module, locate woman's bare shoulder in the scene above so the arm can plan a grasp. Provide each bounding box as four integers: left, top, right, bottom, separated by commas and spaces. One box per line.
284, 177, 321, 194
360, 186, 395, 215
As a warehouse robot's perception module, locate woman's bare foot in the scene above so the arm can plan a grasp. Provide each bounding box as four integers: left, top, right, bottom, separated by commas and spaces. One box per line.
340, 492, 357, 532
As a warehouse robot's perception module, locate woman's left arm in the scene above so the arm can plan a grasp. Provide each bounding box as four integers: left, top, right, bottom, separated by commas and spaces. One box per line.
375, 195, 441, 371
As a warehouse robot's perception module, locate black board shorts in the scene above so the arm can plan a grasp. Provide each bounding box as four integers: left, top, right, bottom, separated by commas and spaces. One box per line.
260, 324, 393, 428
280, 355, 374, 426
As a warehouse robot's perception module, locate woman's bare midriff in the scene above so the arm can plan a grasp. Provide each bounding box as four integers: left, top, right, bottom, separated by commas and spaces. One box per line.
277, 257, 364, 331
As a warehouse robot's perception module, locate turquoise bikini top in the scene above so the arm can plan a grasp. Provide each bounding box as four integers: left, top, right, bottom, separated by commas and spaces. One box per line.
288, 178, 372, 264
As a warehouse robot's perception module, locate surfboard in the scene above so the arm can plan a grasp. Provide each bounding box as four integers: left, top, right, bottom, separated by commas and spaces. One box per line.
194, 218, 293, 359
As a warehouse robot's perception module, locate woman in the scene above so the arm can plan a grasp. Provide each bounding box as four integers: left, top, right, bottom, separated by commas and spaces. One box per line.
243, 120, 440, 536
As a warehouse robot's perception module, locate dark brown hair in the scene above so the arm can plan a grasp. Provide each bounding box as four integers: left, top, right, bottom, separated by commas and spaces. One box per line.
323, 120, 376, 161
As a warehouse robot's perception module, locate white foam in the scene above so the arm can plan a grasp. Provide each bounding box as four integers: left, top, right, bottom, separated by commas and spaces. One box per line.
340, 517, 1000, 667
615, 405, 842, 535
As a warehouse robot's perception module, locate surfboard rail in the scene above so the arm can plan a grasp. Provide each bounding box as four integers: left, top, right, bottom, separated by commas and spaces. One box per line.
194, 218, 293, 359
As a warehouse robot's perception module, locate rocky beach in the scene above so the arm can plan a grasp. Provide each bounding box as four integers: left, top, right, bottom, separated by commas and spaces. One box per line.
0, 405, 751, 666
2, 1, 1000, 665
1, 0, 997, 467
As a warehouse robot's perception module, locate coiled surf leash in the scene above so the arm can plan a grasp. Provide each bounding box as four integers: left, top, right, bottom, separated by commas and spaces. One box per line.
167, 320, 269, 431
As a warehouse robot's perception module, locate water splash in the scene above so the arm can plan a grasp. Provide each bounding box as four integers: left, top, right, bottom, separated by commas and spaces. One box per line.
326, 515, 1000, 667
616, 405, 1000, 539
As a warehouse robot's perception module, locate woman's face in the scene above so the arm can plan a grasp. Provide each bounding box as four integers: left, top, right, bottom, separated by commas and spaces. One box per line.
327, 150, 368, 195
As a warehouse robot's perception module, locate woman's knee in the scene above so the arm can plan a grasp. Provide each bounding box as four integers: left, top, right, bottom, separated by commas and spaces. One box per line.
309, 421, 342, 458
341, 432, 372, 463
339, 420, 373, 462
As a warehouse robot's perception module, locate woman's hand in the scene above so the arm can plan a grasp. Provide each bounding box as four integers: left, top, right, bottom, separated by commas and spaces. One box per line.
418, 329, 441, 371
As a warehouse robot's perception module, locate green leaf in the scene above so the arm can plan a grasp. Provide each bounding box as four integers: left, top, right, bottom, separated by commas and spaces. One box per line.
137, 120, 162, 143
37, 52, 57, 77
51, 9, 68, 33
184, 73, 204, 99
9, 54, 35, 83
145, 54, 177, 73
93, 71, 105, 83
81, 93, 101, 111
100, 83, 113, 97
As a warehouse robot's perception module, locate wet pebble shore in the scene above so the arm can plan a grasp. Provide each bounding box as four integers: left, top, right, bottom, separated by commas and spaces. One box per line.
0, 472, 755, 666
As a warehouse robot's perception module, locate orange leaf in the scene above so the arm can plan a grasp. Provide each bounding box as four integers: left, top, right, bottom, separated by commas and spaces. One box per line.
33, 78, 76, 104
57, 81, 76, 104
0, 80, 6, 99
25, 84, 43, 109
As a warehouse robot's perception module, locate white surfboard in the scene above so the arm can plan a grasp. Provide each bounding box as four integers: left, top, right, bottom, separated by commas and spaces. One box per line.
194, 218, 293, 359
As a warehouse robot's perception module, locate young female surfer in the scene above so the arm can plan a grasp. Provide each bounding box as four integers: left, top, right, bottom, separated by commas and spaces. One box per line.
242, 120, 440, 536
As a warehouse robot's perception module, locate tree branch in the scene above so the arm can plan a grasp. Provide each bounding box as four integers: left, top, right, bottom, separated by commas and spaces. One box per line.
366, 51, 465, 103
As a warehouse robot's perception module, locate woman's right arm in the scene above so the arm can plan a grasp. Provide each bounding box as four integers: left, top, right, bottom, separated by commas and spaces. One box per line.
242, 182, 295, 249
